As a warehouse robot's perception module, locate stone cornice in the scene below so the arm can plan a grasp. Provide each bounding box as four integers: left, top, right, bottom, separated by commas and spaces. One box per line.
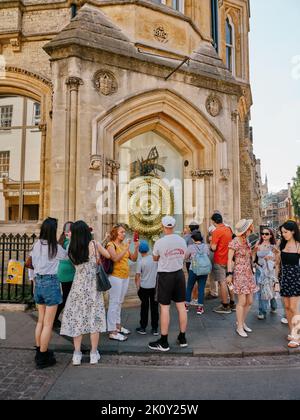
46, 45, 244, 98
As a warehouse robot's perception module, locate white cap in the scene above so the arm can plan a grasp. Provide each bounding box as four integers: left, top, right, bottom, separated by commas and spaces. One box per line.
162, 216, 176, 228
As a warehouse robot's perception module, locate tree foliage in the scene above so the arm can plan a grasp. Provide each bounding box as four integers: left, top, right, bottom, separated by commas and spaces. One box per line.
292, 166, 300, 218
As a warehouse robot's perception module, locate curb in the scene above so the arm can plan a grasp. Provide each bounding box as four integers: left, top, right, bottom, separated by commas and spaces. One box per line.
0, 303, 28, 312
1, 344, 299, 358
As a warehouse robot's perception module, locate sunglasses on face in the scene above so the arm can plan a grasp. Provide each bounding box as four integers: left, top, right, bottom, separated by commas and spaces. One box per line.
262, 232, 270, 236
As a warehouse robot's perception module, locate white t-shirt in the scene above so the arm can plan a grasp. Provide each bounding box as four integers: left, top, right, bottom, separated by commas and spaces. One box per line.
153, 234, 187, 273
30, 240, 68, 275
136, 255, 158, 289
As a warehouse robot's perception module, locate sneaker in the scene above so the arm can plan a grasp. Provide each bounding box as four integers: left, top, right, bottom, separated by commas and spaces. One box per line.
270, 309, 277, 314
151, 329, 159, 336
213, 305, 232, 314
109, 332, 128, 342
230, 303, 237, 312
136, 327, 147, 335
196, 306, 204, 315
236, 328, 248, 338
206, 294, 218, 300
257, 313, 266, 320
243, 324, 253, 333
72, 351, 82, 366
118, 327, 131, 335
281, 317, 289, 325
177, 334, 188, 348
90, 351, 101, 365
148, 339, 170, 352
185, 303, 190, 313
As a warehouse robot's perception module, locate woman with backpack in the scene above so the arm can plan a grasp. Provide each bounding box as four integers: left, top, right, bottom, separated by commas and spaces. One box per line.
185, 231, 211, 315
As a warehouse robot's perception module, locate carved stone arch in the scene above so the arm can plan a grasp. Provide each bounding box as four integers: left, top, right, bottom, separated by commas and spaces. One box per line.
92, 89, 226, 163
0, 67, 53, 221
92, 89, 230, 234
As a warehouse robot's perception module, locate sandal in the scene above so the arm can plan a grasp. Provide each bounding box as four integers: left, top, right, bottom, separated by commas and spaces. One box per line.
288, 340, 300, 349
109, 333, 128, 342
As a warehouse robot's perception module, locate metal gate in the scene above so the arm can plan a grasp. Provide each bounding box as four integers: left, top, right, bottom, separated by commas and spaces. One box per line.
0, 234, 36, 303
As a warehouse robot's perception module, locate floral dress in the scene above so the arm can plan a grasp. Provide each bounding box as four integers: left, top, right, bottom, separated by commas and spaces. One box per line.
60, 253, 107, 337
229, 237, 258, 295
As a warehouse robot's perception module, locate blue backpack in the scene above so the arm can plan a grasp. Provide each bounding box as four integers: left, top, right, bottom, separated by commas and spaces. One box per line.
191, 244, 212, 276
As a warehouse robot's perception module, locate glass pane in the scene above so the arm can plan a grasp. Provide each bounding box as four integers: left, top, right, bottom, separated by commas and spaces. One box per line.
118, 132, 183, 239
226, 18, 233, 45
226, 47, 232, 71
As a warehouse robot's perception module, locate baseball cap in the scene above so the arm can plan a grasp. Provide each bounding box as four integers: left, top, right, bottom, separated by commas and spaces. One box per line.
162, 216, 176, 228
139, 241, 150, 253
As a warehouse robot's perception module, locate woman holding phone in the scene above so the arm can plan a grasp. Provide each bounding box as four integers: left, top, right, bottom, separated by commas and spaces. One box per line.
107, 225, 139, 341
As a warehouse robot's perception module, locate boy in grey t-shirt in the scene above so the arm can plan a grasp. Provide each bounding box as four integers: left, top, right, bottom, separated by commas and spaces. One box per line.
135, 241, 159, 336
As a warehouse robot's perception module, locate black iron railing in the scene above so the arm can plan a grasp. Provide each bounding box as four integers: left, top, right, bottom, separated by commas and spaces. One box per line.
0, 233, 36, 303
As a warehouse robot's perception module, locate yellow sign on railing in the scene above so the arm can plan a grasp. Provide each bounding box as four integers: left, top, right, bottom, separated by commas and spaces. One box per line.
7, 260, 24, 285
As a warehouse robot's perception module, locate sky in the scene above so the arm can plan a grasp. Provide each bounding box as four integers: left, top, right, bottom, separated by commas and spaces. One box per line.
250, 0, 300, 192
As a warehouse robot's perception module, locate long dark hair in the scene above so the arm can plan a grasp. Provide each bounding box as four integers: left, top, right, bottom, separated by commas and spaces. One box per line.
39, 217, 58, 259
259, 228, 276, 245
68, 221, 92, 265
280, 221, 300, 251
58, 221, 73, 246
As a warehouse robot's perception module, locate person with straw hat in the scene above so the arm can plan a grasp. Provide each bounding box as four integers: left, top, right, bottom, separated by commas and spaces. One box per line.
226, 219, 259, 338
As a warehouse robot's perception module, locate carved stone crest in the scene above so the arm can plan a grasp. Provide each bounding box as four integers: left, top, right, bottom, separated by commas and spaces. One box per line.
153, 26, 169, 43
93, 70, 118, 96
206, 95, 222, 117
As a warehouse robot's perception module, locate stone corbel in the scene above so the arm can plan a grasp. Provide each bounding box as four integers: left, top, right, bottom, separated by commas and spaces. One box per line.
90, 154, 104, 170
191, 169, 214, 180
220, 169, 230, 181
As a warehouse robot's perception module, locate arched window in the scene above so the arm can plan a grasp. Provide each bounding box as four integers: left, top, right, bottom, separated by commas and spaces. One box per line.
0, 95, 41, 222
226, 17, 235, 75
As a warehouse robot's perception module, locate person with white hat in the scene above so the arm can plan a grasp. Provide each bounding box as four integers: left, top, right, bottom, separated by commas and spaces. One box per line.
226, 219, 259, 338
149, 216, 188, 352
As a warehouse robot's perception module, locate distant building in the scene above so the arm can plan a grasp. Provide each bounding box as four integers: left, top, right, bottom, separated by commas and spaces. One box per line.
261, 186, 294, 230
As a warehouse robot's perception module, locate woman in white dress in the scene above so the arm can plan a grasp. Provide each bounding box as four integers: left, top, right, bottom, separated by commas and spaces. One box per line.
61, 221, 110, 366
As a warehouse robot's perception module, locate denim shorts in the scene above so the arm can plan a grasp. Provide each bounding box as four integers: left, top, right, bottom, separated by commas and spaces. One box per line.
34, 274, 63, 306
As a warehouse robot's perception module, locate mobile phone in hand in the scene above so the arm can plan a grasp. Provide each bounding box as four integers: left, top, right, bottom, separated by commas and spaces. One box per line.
133, 231, 139, 242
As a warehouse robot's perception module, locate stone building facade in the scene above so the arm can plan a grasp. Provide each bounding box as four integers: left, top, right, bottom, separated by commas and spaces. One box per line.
0, 0, 261, 238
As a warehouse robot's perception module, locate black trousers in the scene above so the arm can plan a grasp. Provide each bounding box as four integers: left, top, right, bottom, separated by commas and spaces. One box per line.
54, 281, 73, 322
138, 287, 159, 330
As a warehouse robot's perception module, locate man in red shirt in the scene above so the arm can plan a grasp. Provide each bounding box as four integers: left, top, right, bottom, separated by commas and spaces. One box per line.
210, 213, 235, 314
